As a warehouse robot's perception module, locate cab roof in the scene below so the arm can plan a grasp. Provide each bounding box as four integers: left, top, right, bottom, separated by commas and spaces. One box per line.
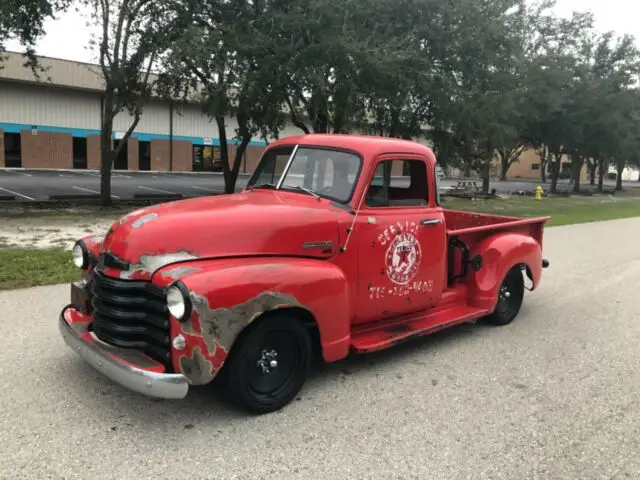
267, 134, 436, 160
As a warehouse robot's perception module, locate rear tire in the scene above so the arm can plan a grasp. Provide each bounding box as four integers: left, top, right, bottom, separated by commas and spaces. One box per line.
483, 266, 525, 326
223, 313, 313, 414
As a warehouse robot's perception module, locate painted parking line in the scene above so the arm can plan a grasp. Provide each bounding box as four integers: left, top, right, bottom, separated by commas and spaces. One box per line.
73, 185, 121, 199
192, 186, 220, 193
73, 171, 101, 177
0, 186, 35, 200
1, 170, 32, 177
138, 185, 178, 195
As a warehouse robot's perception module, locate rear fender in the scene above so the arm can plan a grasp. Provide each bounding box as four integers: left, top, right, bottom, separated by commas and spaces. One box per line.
153, 257, 351, 386
465, 232, 542, 311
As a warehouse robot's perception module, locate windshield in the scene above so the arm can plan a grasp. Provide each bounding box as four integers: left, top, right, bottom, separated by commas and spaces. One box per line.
246, 146, 361, 203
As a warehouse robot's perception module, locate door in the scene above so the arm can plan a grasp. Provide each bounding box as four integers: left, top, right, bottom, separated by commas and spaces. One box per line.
355, 155, 447, 325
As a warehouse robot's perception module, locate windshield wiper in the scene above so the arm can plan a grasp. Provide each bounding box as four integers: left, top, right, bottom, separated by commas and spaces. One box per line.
282, 184, 321, 199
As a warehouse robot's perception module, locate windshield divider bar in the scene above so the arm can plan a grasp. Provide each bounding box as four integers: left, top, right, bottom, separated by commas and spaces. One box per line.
276, 145, 299, 190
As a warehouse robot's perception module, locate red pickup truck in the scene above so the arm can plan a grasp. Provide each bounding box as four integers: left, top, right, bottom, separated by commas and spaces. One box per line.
60, 134, 550, 413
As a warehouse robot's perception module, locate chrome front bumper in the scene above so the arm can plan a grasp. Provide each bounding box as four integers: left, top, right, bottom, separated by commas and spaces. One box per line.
59, 307, 189, 400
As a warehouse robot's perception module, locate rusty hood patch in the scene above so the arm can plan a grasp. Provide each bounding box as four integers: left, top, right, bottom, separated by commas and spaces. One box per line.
178, 290, 302, 385
117, 251, 200, 279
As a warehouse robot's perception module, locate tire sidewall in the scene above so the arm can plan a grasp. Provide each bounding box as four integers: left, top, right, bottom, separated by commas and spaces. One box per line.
485, 266, 525, 326
225, 314, 313, 414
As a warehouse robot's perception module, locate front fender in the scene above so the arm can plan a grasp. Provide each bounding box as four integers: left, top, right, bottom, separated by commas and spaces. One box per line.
153, 257, 351, 386
465, 232, 542, 311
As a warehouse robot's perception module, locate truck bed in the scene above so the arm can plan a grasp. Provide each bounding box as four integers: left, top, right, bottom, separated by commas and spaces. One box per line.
443, 209, 550, 285
443, 208, 549, 241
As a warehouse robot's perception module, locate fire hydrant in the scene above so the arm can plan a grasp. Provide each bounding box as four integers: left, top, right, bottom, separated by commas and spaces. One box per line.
535, 185, 544, 200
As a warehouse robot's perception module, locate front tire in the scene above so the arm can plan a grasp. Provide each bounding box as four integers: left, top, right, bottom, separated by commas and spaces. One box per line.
483, 266, 525, 326
223, 313, 313, 414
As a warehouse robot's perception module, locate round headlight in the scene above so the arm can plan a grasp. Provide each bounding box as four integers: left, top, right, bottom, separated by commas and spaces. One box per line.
71, 241, 87, 269
167, 282, 192, 321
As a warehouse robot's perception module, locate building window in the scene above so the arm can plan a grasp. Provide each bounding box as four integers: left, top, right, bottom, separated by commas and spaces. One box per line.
4, 133, 21, 168
531, 163, 540, 170
193, 145, 223, 172
72, 137, 87, 169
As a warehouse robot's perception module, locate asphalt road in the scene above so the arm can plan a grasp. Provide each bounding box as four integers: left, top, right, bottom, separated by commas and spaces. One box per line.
1, 168, 634, 202
2, 217, 640, 479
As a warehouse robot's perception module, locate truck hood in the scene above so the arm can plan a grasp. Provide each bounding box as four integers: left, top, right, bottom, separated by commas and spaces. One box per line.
97, 190, 345, 280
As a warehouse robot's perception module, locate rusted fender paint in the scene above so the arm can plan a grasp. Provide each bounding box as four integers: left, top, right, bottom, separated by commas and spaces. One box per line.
153, 257, 353, 386
465, 231, 542, 311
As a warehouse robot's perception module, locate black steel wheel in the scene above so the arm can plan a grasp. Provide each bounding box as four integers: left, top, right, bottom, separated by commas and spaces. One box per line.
483, 266, 525, 326
223, 313, 313, 414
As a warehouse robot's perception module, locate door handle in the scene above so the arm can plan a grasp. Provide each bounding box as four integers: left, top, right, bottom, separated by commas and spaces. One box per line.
420, 218, 441, 226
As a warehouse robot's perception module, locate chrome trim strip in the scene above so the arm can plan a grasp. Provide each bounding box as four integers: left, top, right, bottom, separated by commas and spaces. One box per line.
59, 308, 189, 400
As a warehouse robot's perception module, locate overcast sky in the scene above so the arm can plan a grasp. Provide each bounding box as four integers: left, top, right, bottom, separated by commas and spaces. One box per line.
5, 0, 640, 64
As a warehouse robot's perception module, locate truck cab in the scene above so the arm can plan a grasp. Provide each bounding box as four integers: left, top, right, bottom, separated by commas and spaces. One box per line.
59, 134, 550, 414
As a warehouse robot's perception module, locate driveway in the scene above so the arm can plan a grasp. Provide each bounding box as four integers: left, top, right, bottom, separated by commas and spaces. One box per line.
1, 217, 640, 479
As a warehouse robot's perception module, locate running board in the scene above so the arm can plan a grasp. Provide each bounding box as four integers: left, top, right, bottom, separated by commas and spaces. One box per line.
350, 305, 489, 353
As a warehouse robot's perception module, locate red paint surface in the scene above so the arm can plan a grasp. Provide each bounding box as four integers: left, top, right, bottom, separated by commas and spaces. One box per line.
71, 134, 549, 383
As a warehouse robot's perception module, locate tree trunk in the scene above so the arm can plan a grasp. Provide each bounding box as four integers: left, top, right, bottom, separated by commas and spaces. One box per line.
588, 161, 597, 185
482, 159, 490, 194
616, 162, 624, 191
99, 122, 114, 207
571, 156, 583, 194
549, 153, 561, 194
597, 160, 605, 193
225, 137, 251, 194
538, 146, 548, 183
499, 148, 508, 181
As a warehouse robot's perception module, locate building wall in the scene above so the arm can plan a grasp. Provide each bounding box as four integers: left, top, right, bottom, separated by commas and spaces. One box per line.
0, 82, 101, 132
87, 135, 101, 170
0, 81, 438, 173
495, 148, 590, 182
114, 101, 170, 136
20, 129, 73, 168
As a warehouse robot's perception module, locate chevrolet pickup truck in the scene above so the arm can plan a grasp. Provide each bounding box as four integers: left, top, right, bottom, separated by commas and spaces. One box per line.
60, 134, 550, 414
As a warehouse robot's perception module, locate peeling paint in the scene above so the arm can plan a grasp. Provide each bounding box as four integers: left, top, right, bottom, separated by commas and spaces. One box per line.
131, 213, 159, 229
118, 250, 200, 279
179, 290, 301, 384
118, 208, 148, 225
179, 346, 214, 382
159, 266, 201, 280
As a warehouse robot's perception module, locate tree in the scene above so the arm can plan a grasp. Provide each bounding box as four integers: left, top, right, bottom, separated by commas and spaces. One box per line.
161, 0, 289, 194
0, 0, 71, 73
82, 0, 195, 205
427, 0, 529, 193
520, 10, 596, 194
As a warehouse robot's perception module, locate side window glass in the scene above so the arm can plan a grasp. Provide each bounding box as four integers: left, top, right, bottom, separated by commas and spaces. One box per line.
365, 159, 429, 207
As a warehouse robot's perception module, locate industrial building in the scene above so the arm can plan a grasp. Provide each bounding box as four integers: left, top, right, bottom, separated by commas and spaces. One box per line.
0, 51, 301, 173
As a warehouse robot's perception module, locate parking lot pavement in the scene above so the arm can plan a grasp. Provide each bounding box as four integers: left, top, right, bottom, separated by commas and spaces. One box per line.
2, 217, 640, 479
1, 168, 639, 202
0, 170, 251, 201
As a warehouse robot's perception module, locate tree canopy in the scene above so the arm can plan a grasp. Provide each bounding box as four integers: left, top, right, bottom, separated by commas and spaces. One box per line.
6, 0, 640, 196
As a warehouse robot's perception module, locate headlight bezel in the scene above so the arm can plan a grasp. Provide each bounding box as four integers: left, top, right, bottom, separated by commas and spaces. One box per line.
166, 281, 192, 322
71, 240, 89, 269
